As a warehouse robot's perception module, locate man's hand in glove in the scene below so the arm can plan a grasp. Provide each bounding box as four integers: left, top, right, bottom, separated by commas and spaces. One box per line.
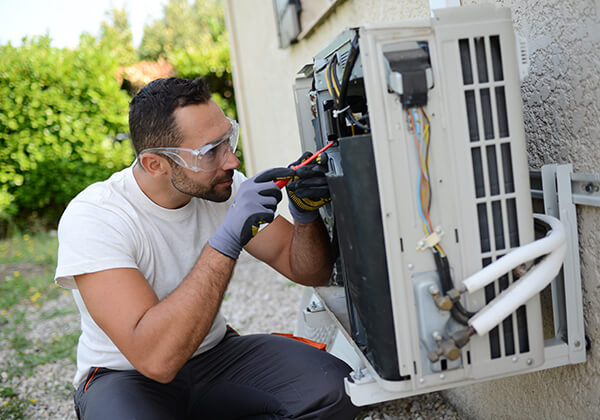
209, 171, 282, 259
259, 151, 331, 224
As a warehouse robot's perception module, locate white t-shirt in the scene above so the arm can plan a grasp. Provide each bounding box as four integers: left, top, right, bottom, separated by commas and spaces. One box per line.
55, 165, 246, 387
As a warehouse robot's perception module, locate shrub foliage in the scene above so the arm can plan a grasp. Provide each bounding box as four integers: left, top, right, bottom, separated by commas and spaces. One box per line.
0, 36, 134, 232
139, 0, 235, 115
0, 1, 237, 234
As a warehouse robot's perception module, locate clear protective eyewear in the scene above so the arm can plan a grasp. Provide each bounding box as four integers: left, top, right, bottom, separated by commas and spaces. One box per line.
140, 117, 239, 172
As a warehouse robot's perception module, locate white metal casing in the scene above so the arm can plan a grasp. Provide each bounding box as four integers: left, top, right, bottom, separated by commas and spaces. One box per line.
360, 4, 540, 384
290, 5, 569, 405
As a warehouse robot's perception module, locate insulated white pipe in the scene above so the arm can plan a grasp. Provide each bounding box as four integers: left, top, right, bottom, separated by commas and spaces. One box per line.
469, 242, 566, 335
462, 214, 566, 293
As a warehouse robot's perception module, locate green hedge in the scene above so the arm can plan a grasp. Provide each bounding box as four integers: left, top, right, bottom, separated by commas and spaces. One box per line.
0, 36, 135, 233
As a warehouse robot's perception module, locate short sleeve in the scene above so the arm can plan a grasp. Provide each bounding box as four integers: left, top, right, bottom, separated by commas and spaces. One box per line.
55, 200, 139, 289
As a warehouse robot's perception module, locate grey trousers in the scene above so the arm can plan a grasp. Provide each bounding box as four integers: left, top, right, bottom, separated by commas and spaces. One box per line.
74, 328, 359, 420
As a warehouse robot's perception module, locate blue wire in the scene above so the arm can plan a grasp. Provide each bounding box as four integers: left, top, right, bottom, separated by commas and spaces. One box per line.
417, 168, 429, 230
412, 107, 429, 231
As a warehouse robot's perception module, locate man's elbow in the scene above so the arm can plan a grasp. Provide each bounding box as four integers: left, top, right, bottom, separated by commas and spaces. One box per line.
292, 267, 332, 287
138, 363, 178, 384
134, 355, 181, 384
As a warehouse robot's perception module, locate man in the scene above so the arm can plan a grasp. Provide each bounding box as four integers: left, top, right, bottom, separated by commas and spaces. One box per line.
55, 77, 359, 419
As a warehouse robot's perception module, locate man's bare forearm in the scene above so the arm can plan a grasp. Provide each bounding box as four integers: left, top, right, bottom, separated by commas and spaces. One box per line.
130, 245, 235, 381
289, 218, 333, 286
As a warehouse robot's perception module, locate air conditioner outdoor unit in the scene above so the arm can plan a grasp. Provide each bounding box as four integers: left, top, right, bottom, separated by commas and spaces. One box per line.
292, 5, 586, 406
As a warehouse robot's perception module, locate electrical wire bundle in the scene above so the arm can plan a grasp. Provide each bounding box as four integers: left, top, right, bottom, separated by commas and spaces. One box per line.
408, 107, 476, 325
408, 107, 436, 250
407, 106, 567, 336
323, 34, 370, 136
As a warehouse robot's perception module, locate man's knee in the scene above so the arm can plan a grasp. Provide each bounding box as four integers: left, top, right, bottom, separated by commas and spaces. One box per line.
276, 341, 358, 419
74, 368, 186, 420
311, 353, 360, 419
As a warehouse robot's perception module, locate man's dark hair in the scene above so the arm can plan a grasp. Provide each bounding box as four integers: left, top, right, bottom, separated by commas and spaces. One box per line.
129, 77, 212, 155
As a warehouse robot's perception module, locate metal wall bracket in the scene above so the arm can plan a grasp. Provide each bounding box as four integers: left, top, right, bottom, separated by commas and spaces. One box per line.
571, 171, 600, 207
531, 165, 600, 207
530, 164, 591, 368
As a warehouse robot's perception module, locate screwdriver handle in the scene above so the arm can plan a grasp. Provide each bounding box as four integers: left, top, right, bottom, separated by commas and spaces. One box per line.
275, 141, 335, 189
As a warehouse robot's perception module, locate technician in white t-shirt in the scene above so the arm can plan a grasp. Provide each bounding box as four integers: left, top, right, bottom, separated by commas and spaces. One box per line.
55, 77, 358, 420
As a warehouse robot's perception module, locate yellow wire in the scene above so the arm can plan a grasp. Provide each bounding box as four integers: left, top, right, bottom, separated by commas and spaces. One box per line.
411, 108, 431, 234
426, 109, 446, 257
325, 63, 335, 98
413, 107, 446, 257
325, 61, 356, 133
423, 123, 431, 168
330, 60, 341, 98
435, 244, 446, 257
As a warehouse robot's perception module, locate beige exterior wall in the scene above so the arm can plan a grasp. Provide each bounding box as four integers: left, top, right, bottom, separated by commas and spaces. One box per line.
224, 0, 428, 175
224, 0, 600, 418
443, 0, 600, 418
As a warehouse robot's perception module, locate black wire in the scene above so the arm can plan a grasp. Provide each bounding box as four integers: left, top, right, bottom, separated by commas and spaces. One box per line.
327, 32, 369, 133
433, 252, 453, 294
329, 55, 341, 104
454, 301, 477, 318
433, 251, 477, 324
325, 56, 339, 101
450, 306, 471, 326
345, 109, 370, 132
338, 33, 360, 110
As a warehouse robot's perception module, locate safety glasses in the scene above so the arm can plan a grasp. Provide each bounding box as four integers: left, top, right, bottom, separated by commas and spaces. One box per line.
140, 117, 239, 172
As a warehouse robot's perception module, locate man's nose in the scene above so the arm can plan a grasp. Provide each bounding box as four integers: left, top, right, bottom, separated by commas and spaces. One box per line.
222, 148, 241, 170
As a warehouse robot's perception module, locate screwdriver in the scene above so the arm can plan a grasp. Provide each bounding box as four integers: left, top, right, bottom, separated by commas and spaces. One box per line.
275, 141, 335, 189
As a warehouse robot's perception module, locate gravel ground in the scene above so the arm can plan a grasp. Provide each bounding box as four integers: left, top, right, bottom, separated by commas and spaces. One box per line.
1, 252, 464, 419
223, 253, 463, 420
0, 292, 79, 419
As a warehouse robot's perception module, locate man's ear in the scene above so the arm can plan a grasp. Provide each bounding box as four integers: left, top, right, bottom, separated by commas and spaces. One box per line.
139, 153, 171, 177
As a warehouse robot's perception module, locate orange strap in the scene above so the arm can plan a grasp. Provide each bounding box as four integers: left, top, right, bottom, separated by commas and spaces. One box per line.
84, 367, 99, 392
271, 333, 326, 351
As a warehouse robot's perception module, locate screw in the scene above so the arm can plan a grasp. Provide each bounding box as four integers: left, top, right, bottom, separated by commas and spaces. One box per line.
429, 285, 440, 295
408, 264, 414, 270
432, 331, 442, 341
512, 356, 518, 363
435, 227, 442, 234
584, 183, 596, 193
418, 240, 426, 248
419, 378, 425, 384
440, 373, 445, 380
575, 340, 581, 348
526, 358, 533, 365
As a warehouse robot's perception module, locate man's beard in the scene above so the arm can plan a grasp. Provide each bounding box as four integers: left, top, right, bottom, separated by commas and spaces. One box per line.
170, 165, 233, 202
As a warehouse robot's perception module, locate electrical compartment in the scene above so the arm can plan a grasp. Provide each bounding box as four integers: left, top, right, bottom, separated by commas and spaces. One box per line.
292, 5, 586, 406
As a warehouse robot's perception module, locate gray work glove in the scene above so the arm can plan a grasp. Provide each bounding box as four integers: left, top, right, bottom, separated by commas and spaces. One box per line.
208, 171, 283, 259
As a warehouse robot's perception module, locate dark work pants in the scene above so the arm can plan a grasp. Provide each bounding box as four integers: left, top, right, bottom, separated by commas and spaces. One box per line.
74, 328, 359, 419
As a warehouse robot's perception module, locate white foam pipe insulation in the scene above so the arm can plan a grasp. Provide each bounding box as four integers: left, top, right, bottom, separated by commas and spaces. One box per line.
462, 214, 566, 293
464, 214, 567, 336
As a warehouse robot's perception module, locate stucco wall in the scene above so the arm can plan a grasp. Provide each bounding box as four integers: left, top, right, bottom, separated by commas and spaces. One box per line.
225, 0, 600, 418
442, 0, 600, 419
